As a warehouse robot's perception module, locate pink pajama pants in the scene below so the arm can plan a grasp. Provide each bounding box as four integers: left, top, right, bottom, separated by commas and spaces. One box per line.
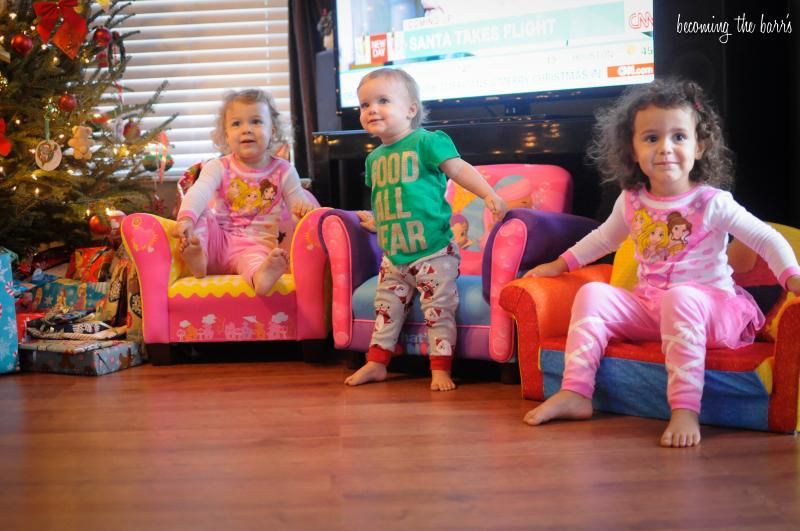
561, 282, 764, 413
191, 212, 275, 286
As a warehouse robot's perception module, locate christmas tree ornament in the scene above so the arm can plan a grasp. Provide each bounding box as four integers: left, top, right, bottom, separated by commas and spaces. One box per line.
143, 152, 174, 172
33, 0, 88, 60
96, 49, 108, 67
34, 140, 62, 170
0, 118, 11, 157
92, 27, 112, 47
57, 93, 77, 112
67, 125, 94, 160
10, 33, 33, 56
88, 214, 111, 235
0, 73, 7, 92
122, 119, 140, 142
97, 0, 112, 13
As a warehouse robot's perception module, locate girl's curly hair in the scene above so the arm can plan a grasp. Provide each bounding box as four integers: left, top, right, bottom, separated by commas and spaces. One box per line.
211, 89, 292, 156
587, 78, 734, 191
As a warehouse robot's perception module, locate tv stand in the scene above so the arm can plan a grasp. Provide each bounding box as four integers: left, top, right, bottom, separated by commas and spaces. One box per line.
311, 115, 601, 218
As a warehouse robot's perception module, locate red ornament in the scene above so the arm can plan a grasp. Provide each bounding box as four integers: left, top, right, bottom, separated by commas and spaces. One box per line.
122, 120, 140, 142
58, 93, 77, 113
11, 34, 33, 56
93, 27, 112, 46
88, 214, 111, 235
90, 112, 111, 124
96, 50, 109, 68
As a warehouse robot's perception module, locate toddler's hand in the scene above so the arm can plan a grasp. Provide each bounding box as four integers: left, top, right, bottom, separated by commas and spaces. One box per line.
356, 210, 376, 232
484, 192, 509, 223
523, 257, 568, 278
787, 274, 800, 296
171, 218, 194, 251
292, 200, 315, 220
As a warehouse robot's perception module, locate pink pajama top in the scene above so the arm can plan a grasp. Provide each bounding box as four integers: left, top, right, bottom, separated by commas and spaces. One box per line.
177, 155, 306, 248
562, 185, 800, 293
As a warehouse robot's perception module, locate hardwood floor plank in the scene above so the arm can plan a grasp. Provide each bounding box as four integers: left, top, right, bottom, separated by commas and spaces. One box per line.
0, 361, 798, 530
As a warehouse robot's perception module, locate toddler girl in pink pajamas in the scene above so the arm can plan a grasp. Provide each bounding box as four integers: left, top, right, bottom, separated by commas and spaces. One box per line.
172, 89, 313, 296
524, 79, 800, 447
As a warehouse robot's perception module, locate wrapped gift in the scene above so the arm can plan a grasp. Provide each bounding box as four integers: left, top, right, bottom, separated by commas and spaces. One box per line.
16, 312, 45, 343
30, 278, 109, 311
19, 339, 142, 376
0, 253, 20, 374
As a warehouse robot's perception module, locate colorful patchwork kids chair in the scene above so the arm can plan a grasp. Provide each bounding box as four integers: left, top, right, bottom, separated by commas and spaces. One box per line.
319, 164, 598, 380
121, 171, 330, 365
500, 222, 800, 433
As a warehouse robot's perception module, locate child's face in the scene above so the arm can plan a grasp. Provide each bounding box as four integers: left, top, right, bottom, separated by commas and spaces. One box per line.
357, 75, 417, 145
225, 100, 272, 167
632, 105, 705, 197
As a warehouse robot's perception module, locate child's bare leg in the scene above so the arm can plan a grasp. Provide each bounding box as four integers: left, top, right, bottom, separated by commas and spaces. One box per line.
523, 389, 593, 425
660, 409, 701, 448
182, 236, 207, 278
253, 248, 289, 296
344, 361, 388, 386
431, 369, 456, 391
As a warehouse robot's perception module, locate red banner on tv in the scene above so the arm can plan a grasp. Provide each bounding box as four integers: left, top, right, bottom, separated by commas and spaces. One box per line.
370, 34, 388, 65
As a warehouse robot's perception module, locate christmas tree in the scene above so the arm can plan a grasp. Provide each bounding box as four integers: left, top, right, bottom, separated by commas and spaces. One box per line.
0, 0, 175, 257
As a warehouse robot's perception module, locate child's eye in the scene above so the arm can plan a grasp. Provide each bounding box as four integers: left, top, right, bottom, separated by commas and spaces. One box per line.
230, 120, 241, 127
253, 118, 263, 125
644, 134, 658, 143
674, 133, 687, 141
360, 102, 369, 109
379, 97, 389, 104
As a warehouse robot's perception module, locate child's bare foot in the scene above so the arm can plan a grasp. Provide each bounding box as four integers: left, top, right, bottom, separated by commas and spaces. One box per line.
523, 389, 593, 425
182, 236, 207, 278
344, 361, 388, 386
430, 369, 456, 391
254, 248, 289, 296
660, 409, 701, 448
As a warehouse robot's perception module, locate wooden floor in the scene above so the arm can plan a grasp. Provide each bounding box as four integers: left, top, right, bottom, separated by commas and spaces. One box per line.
1, 355, 799, 531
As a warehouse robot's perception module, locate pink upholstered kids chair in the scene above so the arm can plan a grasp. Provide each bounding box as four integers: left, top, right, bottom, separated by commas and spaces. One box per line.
500, 223, 800, 433
121, 191, 331, 365
319, 164, 598, 381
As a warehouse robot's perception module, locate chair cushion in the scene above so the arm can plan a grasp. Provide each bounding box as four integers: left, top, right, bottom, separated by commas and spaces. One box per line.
351, 274, 491, 358
539, 337, 774, 430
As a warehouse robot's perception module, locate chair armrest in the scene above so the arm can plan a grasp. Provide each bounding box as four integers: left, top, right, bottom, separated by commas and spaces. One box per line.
121, 213, 178, 345
769, 296, 800, 432
500, 265, 612, 341
319, 209, 382, 348
482, 209, 599, 361
291, 208, 332, 339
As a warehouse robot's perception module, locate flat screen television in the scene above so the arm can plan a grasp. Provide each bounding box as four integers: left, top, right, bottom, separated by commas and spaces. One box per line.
334, 0, 655, 119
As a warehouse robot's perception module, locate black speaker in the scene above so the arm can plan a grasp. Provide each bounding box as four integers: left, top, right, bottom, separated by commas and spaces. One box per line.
315, 50, 341, 132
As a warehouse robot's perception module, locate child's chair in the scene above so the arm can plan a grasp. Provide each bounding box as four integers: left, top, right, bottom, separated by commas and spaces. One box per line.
500, 223, 800, 433
318, 164, 598, 381
121, 172, 331, 365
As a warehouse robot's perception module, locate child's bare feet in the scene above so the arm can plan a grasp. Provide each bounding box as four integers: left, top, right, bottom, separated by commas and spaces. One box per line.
523, 389, 593, 425
430, 369, 456, 391
660, 409, 701, 448
182, 236, 207, 278
344, 361, 388, 386
254, 248, 289, 296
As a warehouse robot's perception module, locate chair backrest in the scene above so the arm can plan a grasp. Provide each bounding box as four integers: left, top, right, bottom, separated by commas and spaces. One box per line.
173, 160, 319, 255
445, 164, 572, 275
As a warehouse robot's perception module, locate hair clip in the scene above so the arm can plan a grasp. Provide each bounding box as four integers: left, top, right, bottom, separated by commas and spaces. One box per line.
693, 101, 702, 111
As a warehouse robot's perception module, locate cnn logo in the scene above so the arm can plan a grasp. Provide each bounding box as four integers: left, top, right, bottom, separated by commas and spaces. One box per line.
629, 11, 654, 30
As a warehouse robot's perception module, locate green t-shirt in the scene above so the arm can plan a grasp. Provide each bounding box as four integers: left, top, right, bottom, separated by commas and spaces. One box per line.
365, 128, 458, 264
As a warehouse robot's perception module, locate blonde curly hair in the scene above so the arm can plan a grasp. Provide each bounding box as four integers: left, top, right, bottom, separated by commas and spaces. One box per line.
211, 89, 292, 156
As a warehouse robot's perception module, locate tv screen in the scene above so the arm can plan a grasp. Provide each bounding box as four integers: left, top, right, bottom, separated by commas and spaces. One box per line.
334, 0, 655, 111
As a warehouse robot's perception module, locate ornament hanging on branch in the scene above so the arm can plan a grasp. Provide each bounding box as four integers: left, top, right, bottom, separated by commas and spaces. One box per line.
122, 119, 140, 142
0, 118, 11, 157
93, 27, 112, 47
35, 140, 62, 170
58, 93, 77, 112
10, 34, 33, 56
33, 0, 88, 59
88, 214, 110, 235
68, 125, 94, 160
